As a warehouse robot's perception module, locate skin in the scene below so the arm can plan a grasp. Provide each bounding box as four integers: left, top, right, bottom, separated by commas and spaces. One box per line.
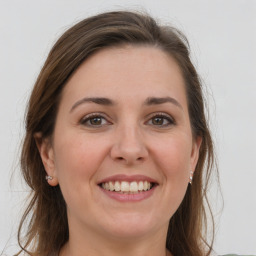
37, 45, 201, 256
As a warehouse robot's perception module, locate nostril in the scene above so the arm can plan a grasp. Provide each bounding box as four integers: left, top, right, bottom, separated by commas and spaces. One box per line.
116, 156, 143, 162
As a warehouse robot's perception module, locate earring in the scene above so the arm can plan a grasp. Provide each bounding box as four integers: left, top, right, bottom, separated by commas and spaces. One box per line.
45, 175, 53, 181
189, 171, 193, 185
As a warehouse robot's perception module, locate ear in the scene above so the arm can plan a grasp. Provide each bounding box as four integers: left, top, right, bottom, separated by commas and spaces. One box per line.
190, 136, 202, 173
34, 132, 59, 186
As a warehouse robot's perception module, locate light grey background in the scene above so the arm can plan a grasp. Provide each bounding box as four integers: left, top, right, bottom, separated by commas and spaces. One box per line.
1, 0, 255, 255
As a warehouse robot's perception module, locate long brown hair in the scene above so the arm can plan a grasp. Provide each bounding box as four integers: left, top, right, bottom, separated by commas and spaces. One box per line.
17, 11, 216, 256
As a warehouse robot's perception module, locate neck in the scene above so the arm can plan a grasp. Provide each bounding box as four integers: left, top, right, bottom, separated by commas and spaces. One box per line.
60, 243, 172, 256
59, 219, 172, 256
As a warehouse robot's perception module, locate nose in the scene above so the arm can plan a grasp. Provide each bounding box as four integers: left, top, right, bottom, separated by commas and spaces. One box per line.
110, 125, 148, 165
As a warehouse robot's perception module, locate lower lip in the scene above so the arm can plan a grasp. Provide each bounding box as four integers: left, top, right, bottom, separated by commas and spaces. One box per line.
99, 186, 157, 202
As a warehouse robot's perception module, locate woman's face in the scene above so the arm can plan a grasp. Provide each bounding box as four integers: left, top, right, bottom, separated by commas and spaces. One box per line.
40, 46, 201, 240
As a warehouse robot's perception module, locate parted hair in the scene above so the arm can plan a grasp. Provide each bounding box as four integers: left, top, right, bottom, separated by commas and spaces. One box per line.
17, 10, 216, 256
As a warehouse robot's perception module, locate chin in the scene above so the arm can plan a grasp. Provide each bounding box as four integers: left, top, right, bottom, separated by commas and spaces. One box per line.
99, 212, 164, 239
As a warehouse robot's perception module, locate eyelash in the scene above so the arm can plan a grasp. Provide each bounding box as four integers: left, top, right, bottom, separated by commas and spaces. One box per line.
146, 112, 175, 127
80, 112, 175, 128
80, 112, 110, 127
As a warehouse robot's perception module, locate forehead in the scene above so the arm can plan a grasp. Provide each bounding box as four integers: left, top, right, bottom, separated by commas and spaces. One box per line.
61, 45, 187, 108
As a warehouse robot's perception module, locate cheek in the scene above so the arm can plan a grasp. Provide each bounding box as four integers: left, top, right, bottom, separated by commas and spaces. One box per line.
52, 133, 111, 221
152, 136, 192, 215
53, 134, 108, 196
153, 135, 192, 179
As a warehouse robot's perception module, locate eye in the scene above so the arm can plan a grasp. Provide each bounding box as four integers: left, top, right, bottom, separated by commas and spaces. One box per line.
146, 113, 175, 127
80, 113, 110, 127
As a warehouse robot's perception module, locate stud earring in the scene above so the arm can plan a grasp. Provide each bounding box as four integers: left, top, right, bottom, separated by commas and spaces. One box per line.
189, 171, 193, 185
45, 175, 53, 181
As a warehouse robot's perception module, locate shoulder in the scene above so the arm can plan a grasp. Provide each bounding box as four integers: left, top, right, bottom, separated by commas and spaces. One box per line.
221, 254, 256, 256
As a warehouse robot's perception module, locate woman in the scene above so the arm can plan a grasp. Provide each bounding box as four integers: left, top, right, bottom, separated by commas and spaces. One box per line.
17, 11, 216, 256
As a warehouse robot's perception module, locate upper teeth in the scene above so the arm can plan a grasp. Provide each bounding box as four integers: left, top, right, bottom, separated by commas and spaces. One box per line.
101, 181, 152, 193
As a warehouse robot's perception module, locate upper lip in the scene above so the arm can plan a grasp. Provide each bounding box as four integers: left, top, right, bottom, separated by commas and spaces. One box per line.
97, 174, 158, 184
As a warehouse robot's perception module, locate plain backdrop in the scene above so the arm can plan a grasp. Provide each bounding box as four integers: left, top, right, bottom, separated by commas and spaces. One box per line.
0, 0, 255, 255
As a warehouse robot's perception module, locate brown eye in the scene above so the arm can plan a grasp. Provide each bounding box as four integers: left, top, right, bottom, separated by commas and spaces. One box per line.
152, 117, 164, 125
90, 117, 103, 125
147, 113, 175, 127
80, 113, 110, 127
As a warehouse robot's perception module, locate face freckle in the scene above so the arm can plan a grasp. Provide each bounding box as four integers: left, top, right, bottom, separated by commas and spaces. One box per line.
45, 45, 201, 240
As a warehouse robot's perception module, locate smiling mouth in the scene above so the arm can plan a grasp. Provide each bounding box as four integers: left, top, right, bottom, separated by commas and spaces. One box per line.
99, 181, 156, 194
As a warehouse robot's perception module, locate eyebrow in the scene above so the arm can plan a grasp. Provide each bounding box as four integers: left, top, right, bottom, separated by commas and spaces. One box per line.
144, 97, 183, 109
70, 97, 115, 112
70, 96, 182, 112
